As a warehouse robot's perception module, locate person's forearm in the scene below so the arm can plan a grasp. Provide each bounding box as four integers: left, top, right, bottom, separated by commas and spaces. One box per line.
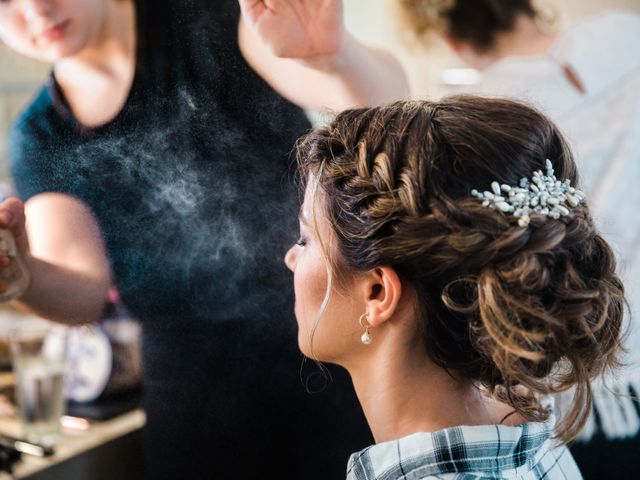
12, 255, 110, 325
239, 21, 410, 112
302, 32, 410, 110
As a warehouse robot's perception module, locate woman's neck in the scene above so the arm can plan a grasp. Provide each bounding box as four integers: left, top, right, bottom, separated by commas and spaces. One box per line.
349, 338, 518, 444
51, 0, 137, 127
467, 14, 558, 70
55, 0, 136, 82
495, 14, 558, 59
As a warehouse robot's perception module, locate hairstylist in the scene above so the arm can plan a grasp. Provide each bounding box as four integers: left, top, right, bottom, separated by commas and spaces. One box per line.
0, 0, 408, 478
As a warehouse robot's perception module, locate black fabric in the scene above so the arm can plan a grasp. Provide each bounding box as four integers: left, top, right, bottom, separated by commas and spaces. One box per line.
9, 0, 373, 478
569, 397, 640, 480
570, 432, 640, 480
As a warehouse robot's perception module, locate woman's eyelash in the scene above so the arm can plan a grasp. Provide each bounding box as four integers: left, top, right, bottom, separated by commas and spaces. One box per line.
296, 237, 307, 247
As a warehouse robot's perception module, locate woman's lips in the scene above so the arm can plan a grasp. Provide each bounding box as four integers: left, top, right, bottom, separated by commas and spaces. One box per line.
36, 20, 70, 44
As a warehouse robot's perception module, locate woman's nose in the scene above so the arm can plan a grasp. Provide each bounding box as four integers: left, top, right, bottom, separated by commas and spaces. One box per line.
284, 245, 296, 272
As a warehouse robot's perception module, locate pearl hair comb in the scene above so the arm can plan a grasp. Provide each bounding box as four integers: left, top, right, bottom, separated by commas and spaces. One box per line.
471, 159, 585, 227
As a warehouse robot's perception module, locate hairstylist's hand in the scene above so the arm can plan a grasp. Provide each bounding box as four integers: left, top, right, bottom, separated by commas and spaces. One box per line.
239, 0, 346, 69
0, 197, 31, 296
0, 198, 29, 255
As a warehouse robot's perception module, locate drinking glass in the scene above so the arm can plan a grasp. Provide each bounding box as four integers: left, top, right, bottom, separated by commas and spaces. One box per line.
9, 323, 68, 446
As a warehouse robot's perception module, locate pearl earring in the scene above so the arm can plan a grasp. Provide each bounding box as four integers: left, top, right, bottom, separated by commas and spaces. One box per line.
359, 313, 372, 345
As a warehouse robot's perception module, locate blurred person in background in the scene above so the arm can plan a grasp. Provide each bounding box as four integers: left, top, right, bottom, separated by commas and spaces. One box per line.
0, 0, 408, 478
397, 1, 640, 477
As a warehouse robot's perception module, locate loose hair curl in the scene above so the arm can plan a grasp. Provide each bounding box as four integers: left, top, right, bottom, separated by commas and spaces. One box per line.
296, 96, 625, 443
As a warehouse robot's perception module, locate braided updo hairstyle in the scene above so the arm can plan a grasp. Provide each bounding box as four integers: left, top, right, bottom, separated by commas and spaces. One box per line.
295, 96, 625, 443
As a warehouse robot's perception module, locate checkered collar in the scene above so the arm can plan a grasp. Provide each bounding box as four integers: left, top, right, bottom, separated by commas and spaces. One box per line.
346, 414, 559, 479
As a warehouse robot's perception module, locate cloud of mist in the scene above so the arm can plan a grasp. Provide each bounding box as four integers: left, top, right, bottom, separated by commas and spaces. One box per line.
58, 85, 302, 332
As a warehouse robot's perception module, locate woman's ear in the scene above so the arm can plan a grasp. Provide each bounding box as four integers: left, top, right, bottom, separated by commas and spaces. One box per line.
362, 266, 402, 327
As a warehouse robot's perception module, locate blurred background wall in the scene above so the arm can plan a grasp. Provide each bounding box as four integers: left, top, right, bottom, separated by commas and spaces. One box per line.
0, 0, 639, 182
0, 42, 47, 184
345, 0, 640, 99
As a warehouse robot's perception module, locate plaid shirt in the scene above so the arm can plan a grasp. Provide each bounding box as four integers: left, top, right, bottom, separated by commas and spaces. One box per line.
346, 413, 581, 479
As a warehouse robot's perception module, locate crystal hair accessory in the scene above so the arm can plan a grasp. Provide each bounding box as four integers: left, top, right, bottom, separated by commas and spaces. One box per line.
471, 159, 585, 227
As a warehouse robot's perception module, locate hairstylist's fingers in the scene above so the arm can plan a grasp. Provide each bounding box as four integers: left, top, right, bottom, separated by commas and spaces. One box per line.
239, 0, 344, 59
0, 197, 25, 229
238, 0, 266, 24
0, 197, 29, 255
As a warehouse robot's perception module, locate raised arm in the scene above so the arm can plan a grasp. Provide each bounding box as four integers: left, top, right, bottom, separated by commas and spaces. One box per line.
0, 194, 111, 325
238, 0, 409, 112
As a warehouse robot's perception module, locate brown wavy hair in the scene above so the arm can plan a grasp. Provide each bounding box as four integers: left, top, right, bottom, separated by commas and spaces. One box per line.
295, 96, 625, 443
398, 0, 537, 52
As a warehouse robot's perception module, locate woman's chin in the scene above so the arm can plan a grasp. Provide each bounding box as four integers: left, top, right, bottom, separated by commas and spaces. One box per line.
43, 43, 84, 61
297, 333, 311, 357
27, 35, 86, 62
13, 45, 78, 63
297, 334, 325, 361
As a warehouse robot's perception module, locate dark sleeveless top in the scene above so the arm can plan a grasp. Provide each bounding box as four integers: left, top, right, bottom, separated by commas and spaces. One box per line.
9, 1, 373, 478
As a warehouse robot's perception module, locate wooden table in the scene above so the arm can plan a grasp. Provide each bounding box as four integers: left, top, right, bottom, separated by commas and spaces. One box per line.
0, 373, 147, 479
